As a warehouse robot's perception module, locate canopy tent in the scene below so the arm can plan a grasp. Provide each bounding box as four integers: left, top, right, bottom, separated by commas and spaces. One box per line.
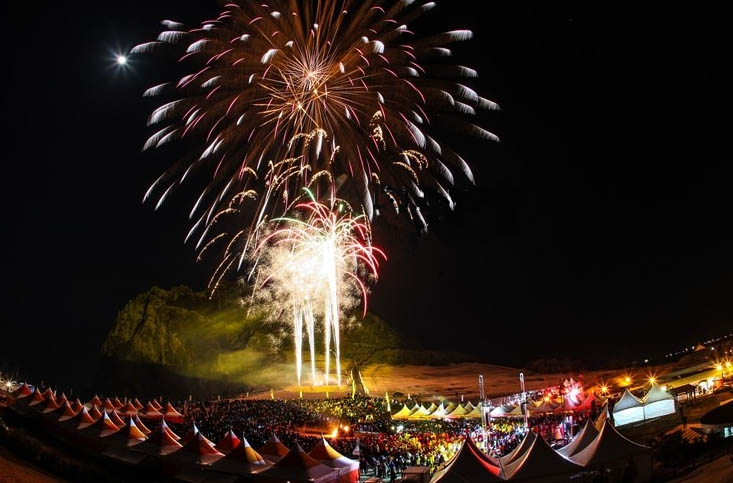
503, 431, 583, 481
255, 443, 338, 483
391, 403, 413, 420
309, 437, 359, 483
134, 424, 183, 457
132, 398, 144, 410
112, 397, 124, 409
163, 402, 185, 423
88, 405, 103, 421
558, 419, 599, 458
161, 419, 181, 440
142, 401, 164, 420
612, 389, 644, 426
57, 401, 79, 422
28, 387, 46, 407
211, 435, 270, 477
41, 387, 55, 399
79, 412, 121, 439
500, 431, 536, 466
132, 414, 152, 435
182, 423, 215, 447
12, 383, 34, 398
88, 395, 102, 407
106, 417, 149, 448
489, 404, 513, 418
57, 393, 69, 407
71, 398, 84, 414
121, 401, 139, 417
571, 418, 651, 480
464, 403, 483, 419
215, 429, 242, 454
529, 400, 556, 415
408, 404, 431, 420
505, 404, 525, 419
464, 402, 475, 412
425, 402, 438, 414
151, 399, 163, 411
642, 382, 675, 419
443, 402, 457, 414
41, 393, 61, 414
62, 406, 97, 430
108, 409, 126, 428
428, 403, 448, 419
102, 398, 116, 413
258, 433, 290, 462
168, 432, 225, 466
445, 404, 468, 419
430, 437, 503, 482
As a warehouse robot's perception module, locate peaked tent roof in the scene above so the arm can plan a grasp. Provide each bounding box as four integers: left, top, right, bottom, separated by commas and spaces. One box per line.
13, 383, 34, 398
103, 398, 116, 412
489, 404, 513, 418
41, 393, 61, 413
79, 412, 121, 439
121, 401, 138, 416
108, 418, 148, 448
445, 404, 468, 419
133, 414, 151, 435
505, 404, 525, 418
613, 389, 643, 412
503, 431, 583, 480
108, 410, 126, 428
57, 401, 79, 422
132, 398, 144, 410
182, 422, 214, 446
258, 433, 289, 461
134, 424, 183, 457
211, 435, 270, 476
255, 443, 337, 482
464, 403, 483, 419
443, 402, 457, 414
408, 404, 431, 420
643, 382, 674, 404
88, 405, 103, 421
391, 403, 413, 420
425, 402, 438, 414
88, 395, 102, 407
464, 402, 475, 412
151, 399, 163, 410
431, 437, 503, 482
41, 387, 55, 399
558, 419, 599, 458
71, 398, 84, 413
572, 418, 650, 467
142, 402, 164, 419
28, 387, 46, 406
164, 402, 184, 422
161, 419, 181, 440
112, 397, 124, 409
429, 403, 448, 419
62, 406, 96, 430
174, 432, 225, 465
308, 437, 359, 471
530, 400, 556, 414
216, 429, 242, 454
500, 431, 536, 466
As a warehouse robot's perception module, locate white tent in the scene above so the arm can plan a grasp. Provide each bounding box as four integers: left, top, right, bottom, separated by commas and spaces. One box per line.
391, 404, 413, 420
642, 382, 675, 420
428, 403, 448, 419
612, 389, 644, 426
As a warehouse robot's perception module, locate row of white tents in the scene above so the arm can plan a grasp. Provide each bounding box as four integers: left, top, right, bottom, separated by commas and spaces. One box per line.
392, 401, 484, 420
612, 382, 676, 426
393, 392, 605, 421
432, 416, 652, 482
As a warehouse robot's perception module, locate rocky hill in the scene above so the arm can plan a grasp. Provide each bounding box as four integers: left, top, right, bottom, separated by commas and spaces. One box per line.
101, 284, 405, 388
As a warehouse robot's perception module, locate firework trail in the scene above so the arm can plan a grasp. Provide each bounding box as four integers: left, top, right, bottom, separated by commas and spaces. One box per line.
252, 195, 385, 385
134, 0, 499, 285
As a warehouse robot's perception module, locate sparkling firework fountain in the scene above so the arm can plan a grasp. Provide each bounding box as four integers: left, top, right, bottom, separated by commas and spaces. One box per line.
252, 195, 384, 386
134, 0, 497, 384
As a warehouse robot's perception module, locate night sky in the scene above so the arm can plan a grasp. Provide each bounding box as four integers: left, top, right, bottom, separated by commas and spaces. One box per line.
4, 1, 731, 383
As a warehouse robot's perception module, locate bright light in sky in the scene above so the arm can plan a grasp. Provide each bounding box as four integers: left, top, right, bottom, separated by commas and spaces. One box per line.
116, 55, 128, 65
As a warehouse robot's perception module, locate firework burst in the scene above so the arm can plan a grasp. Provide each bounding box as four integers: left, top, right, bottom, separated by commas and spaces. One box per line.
251, 194, 385, 385
135, 0, 499, 276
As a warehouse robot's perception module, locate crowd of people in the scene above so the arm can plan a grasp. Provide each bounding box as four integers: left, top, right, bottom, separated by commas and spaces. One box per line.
168, 393, 591, 478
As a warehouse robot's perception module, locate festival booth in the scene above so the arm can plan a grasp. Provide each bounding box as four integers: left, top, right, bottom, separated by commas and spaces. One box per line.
428, 402, 448, 419
133, 424, 184, 457
611, 389, 644, 426
529, 399, 556, 415
210, 435, 271, 479
309, 437, 360, 483
215, 430, 242, 454
142, 401, 164, 419
642, 382, 675, 420
408, 404, 432, 420
430, 437, 504, 482
503, 432, 583, 482
391, 403, 412, 420
255, 444, 339, 483
571, 418, 652, 481
258, 433, 290, 463
557, 419, 599, 458
445, 403, 468, 420
464, 403, 483, 419
163, 402, 185, 423
499, 431, 536, 466
489, 404, 513, 418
